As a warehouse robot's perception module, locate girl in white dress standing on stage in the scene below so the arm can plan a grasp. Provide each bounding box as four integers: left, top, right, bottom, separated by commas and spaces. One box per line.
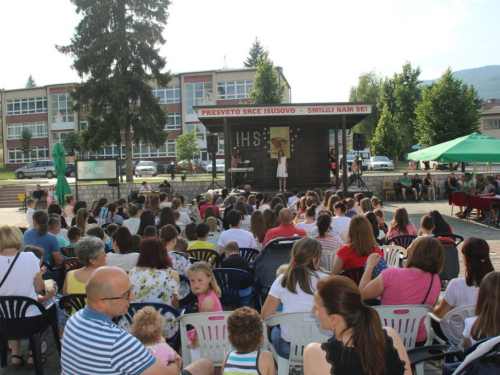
277, 149, 288, 192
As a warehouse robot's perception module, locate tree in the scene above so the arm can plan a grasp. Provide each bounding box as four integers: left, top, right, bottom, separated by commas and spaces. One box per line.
392, 62, 422, 151
61, 132, 82, 156
20, 129, 32, 159
57, 0, 171, 182
176, 130, 200, 172
349, 71, 383, 145
25, 75, 37, 88
243, 37, 266, 67
248, 54, 286, 104
414, 68, 481, 147
371, 104, 404, 159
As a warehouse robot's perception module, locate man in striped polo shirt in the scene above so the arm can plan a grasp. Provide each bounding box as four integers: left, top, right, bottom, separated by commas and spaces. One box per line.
61, 266, 214, 375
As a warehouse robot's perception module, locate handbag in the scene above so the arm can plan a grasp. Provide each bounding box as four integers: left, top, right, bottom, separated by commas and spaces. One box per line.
0, 252, 20, 289
421, 274, 434, 304
331, 163, 336, 169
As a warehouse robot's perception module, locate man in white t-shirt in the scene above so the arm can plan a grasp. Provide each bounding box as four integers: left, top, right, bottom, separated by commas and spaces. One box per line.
159, 192, 171, 208
288, 188, 300, 207
218, 209, 256, 254
139, 181, 151, 193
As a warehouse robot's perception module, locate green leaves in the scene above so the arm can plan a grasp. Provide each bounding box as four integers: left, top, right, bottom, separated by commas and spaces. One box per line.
248, 54, 286, 104
243, 37, 265, 68
371, 104, 403, 159
20, 129, 32, 158
176, 130, 200, 162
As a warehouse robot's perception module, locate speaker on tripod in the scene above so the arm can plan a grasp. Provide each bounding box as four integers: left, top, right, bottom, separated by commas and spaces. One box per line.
207, 134, 218, 153
353, 133, 365, 151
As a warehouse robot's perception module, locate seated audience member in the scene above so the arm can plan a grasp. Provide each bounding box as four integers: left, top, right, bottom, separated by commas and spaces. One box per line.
206, 217, 219, 233
26, 199, 36, 229
364, 212, 386, 244
303, 276, 410, 375
64, 195, 76, 218
218, 209, 257, 254
87, 226, 112, 253
139, 181, 151, 193
250, 210, 267, 251
66, 227, 82, 248
62, 236, 107, 296
106, 226, 139, 272
273, 204, 284, 219
263, 209, 279, 231
295, 205, 317, 235
199, 192, 220, 217
371, 196, 383, 209
288, 188, 300, 207
400, 172, 417, 202
263, 208, 307, 246
387, 207, 417, 240
22, 210, 63, 268
360, 237, 444, 347
75, 208, 97, 235
462, 271, 500, 349
353, 193, 364, 215
171, 198, 191, 225
360, 198, 375, 213
70, 201, 98, 226
261, 237, 329, 359
187, 222, 215, 250
159, 192, 171, 209
159, 225, 190, 278
221, 241, 254, 304
222, 307, 275, 375
418, 215, 435, 237
428, 210, 454, 234
123, 204, 141, 235
411, 173, 424, 201
237, 195, 254, 215
175, 237, 188, 254
215, 188, 229, 206
313, 211, 344, 261
105, 224, 119, 251
344, 198, 357, 218
115, 198, 128, 219
423, 172, 437, 201
222, 195, 237, 230
185, 222, 197, 241
61, 266, 213, 375
138, 210, 158, 237
31, 184, 45, 205
331, 215, 384, 275
332, 202, 351, 233
48, 216, 69, 248
326, 195, 341, 214
447, 171, 460, 192
432, 238, 494, 342
374, 209, 389, 235
105, 203, 124, 225
132, 234, 143, 253
242, 184, 252, 200
143, 225, 158, 239
235, 201, 251, 226
255, 193, 270, 212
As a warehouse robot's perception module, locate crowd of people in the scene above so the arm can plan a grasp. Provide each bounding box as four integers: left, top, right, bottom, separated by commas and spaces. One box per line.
0, 182, 497, 375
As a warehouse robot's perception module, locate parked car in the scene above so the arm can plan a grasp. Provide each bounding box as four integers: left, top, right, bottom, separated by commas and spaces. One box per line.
338, 155, 355, 172
15, 160, 57, 179
135, 160, 157, 177
65, 163, 76, 177
176, 159, 205, 174
367, 156, 394, 171
206, 159, 225, 173
121, 161, 138, 175
155, 162, 166, 174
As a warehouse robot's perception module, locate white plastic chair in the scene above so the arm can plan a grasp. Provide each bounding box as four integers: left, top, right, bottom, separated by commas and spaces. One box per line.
429, 303, 476, 346
178, 311, 233, 366
264, 312, 332, 375
373, 305, 433, 375
206, 232, 221, 253
380, 245, 406, 268
340, 230, 348, 243
320, 251, 336, 272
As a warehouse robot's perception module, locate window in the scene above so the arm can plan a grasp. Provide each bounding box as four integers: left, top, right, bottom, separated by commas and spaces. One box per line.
165, 113, 181, 130
186, 123, 208, 142
7, 122, 48, 140
185, 82, 213, 115
50, 93, 74, 123
217, 80, 253, 100
484, 119, 500, 130
153, 85, 180, 104
6, 97, 47, 115
8, 146, 49, 163
218, 137, 225, 155
79, 119, 88, 130
88, 141, 176, 158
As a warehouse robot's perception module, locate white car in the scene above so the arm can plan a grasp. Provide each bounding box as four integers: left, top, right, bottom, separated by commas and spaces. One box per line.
135, 160, 157, 177
367, 156, 394, 171
206, 159, 225, 173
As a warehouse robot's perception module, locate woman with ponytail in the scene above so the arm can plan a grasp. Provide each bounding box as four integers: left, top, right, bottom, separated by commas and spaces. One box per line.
22, 210, 63, 267
304, 276, 410, 375
261, 237, 329, 359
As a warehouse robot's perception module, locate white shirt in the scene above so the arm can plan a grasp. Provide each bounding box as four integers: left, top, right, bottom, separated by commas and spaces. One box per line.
258, 204, 270, 212
139, 185, 151, 192
463, 316, 478, 347
123, 217, 141, 235
106, 252, 139, 272
218, 228, 257, 249
295, 221, 316, 235
160, 201, 172, 208
58, 228, 69, 240
269, 272, 329, 341
332, 216, 351, 233
26, 207, 35, 229
441, 278, 480, 341
177, 211, 191, 225
288, 196, 299, 206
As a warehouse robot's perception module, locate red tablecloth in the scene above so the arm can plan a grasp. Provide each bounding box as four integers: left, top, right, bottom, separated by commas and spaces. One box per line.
449, 192, 468, 207
469, 195, 500, 212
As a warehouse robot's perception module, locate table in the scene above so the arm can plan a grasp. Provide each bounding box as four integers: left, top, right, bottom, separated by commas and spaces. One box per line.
449, 192, 500, 227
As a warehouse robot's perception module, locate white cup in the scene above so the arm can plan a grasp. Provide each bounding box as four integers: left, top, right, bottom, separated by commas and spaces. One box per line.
44, 279, 54, 292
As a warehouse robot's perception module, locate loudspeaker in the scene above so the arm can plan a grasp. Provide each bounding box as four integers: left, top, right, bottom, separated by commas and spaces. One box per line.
353, 133, 365, 151
207, 134, 218, 153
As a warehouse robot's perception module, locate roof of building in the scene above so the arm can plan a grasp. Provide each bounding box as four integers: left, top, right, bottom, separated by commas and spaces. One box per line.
482, 103, 500, 115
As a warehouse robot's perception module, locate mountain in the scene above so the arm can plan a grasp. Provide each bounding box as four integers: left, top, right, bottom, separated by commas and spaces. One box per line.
421, 65, 500, 101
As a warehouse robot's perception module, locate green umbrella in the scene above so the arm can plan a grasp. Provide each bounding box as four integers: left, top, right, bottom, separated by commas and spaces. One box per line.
407, 133, 500, 163
52, 142, 73, 207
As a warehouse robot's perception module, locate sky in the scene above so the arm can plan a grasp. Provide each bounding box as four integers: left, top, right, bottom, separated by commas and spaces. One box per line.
1, 0, 499, 102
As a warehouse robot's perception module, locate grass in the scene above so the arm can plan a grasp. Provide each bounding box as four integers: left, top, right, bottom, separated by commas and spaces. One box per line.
0, 169, 18, 180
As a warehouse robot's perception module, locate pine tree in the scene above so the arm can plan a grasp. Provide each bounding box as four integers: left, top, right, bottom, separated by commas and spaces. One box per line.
57, 0, 171, 182
25, 75, 37, 88
371, 105, 403, 159
243, 38, 265, 67
20, 129, 32, 158
248, 54, 286, 104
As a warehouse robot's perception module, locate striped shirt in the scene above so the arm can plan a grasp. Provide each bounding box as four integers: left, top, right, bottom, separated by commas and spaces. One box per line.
223, 350, 261, 375
61, 306, 155, 375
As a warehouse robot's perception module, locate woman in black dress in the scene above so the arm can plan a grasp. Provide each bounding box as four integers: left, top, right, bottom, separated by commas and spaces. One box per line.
303, 276, 410, 375
329, 148, 337, 184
